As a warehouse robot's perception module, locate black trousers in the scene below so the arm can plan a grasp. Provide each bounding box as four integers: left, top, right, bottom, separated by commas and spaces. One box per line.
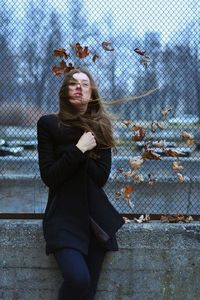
54, 237, 107, 300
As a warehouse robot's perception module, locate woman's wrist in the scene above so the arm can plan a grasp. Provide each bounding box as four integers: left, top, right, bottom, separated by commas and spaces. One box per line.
75, 144, 86, 153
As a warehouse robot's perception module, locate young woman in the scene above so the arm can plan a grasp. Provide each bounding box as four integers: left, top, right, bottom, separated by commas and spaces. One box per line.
37, 68, 125, 300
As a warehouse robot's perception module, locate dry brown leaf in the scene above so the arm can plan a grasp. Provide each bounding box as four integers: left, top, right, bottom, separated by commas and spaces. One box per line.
184, 216, 194, 223
152, 140, 166, 148
164, 149, 185, 157
53, 48, 69, 59
132, 123, 143, 131
177, 173, 185, 182
123, 217, 132, 223
160, 214, 185, 223
102, 41, 114, 51
71, 43, 89, 58
122, 120, 132, 127
181, 131, 193, 140
134, 48, 146, 56
92, 54, 100, 62
132, 174, 144, 183
172, 161, 184, 172
142, 150, 161, 160
129, 157, 144, 170
52, 61, 75, 77
161, 107, 172, 118
148, 174, 156, 185
132, 128, 145, 141
134, 214, 150, 223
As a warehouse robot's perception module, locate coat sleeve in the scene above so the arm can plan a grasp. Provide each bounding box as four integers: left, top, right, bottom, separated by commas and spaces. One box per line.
37, 117, 86, 189
87, 148, 112, 188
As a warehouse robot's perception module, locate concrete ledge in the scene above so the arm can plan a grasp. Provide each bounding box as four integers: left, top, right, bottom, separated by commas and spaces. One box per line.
1, 220, 200, 300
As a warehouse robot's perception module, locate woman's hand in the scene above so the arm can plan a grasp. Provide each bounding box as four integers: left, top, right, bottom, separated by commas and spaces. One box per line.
76, 132, 97, 153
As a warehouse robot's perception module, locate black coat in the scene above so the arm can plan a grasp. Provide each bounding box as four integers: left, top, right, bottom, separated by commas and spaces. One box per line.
37, 114, 124, 255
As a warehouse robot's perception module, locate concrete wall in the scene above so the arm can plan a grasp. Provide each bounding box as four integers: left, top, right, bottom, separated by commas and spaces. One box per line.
1, 220, 200, 300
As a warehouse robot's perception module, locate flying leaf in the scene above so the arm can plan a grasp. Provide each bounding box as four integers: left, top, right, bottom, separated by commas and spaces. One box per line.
132, 128, 145, 141
52, 61, 75, 76
148, 174, 156, 185
140, 56, 151, 69
102, 41, 114, 51
152, 140, 166, 148
92, 54, 100, 62
161, 107, 172, 118
142, 150, 161, 160
131, 123, 143, 131
52, 60, 67, 76
177, 173, 185, 182
129, 156, 143, 170
157, 121, 165, 130
134, 48, 146, 56
172, 161, 184, 172
123, 170, 134, 178
115, 191, 122, 199
53, 48, 69, 59
122, 185, 134, 199
120, 186, 135, 209
122, 120, 131, 127
181, 131, 194, 145
71, 43, 89, 59
151, 121, 158, 133
164, 149, 185, 157
132, 174, 144, 183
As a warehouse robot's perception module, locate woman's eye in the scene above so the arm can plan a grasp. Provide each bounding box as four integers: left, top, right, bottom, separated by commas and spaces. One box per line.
82, 83, 89, 87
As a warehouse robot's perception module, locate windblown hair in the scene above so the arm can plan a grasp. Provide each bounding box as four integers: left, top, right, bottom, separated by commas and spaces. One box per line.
57, 68, 116, 150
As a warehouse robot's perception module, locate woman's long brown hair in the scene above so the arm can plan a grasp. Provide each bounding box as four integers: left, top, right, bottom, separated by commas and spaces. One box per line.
57, 68, 116, 151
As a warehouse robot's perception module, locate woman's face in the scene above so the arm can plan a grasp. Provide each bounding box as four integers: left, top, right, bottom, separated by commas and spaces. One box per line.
68, 72, 92, 114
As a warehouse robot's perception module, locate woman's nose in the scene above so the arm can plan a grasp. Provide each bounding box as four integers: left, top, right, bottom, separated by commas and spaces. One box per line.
76, 83, 82, 89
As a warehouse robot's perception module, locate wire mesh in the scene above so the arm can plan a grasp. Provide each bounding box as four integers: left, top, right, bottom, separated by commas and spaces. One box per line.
0, 0, 200, 216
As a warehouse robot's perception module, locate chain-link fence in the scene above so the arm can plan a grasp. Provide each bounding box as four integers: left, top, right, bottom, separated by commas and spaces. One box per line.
0, 0, 200, 217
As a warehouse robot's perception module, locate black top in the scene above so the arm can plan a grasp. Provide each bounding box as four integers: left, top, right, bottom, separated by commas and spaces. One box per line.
37, 114, 124, 255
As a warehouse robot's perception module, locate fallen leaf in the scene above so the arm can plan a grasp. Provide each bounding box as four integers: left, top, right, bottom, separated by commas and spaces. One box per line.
123, 217, 132, 223
160, 214, 185, 223
134, 214, 150, 223
184, 216, 194, 223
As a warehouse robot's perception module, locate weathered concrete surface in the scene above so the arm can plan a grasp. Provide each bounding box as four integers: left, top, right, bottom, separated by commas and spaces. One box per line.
0, 220, 200, 300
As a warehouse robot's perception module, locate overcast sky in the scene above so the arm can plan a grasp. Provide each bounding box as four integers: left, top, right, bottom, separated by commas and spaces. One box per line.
7, 0, 200, 44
